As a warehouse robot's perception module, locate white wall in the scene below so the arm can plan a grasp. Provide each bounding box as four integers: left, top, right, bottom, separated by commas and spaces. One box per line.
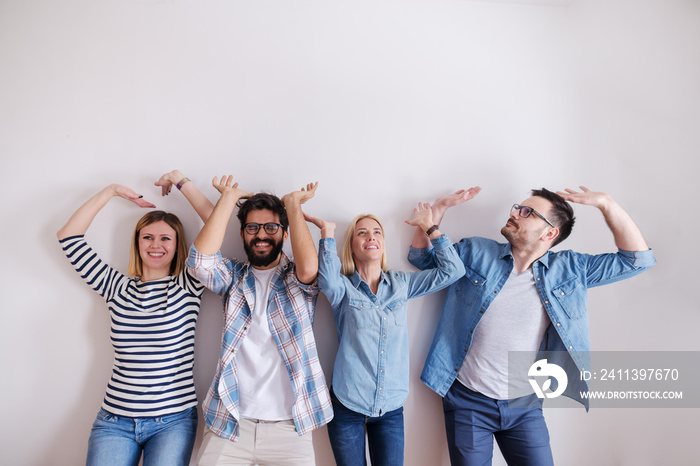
1, 0, 698, 464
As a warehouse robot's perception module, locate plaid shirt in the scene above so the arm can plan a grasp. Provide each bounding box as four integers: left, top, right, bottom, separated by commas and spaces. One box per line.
187, 245, 332, 440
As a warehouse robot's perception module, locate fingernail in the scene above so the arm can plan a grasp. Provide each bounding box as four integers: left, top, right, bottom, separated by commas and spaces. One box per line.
139, 195, 143, 198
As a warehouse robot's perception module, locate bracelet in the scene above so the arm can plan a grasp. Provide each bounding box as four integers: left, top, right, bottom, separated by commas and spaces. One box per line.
176, 177, 190, 190
425, 225, 439, 237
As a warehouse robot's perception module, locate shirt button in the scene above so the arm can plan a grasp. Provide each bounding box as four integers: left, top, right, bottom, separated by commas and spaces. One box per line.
544, 301, 549, 304
569, 346, 573, 349
561, 292, 565, 296
474, 280, 479, 284
494, 290, 498, 294
556, 323, 561, 326
537, 278, 540, 281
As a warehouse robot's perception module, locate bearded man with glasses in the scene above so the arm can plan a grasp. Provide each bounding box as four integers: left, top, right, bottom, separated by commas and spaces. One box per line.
408, 186, 655, 466
187, 177, 332, 466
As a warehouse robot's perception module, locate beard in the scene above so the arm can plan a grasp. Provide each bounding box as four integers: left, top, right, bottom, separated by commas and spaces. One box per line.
244, 237, 284, 267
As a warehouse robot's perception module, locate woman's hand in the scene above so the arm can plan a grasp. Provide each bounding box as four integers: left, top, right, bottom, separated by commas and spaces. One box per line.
405, 202, 434, 232
304, 212, 336, 238
112, 184, 156, 208
154, 170, 185, 196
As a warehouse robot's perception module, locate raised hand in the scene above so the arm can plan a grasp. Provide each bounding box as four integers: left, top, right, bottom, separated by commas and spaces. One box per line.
154, 169, 185, 196
556, 186, 611, 210
405, 202, 435, 231
212, 175, 251, 198
303, 212, 336, 238
432, 187, 481, 224
113, 184, 156, 208
282, 182, 318, 207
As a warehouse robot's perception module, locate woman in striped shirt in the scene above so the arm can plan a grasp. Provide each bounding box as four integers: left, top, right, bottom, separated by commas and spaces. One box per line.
58, 172, 213, 466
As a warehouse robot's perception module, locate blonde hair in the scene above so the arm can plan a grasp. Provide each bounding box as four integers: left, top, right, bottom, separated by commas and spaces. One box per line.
128, 211, 187, 277
340, 214, 388, 276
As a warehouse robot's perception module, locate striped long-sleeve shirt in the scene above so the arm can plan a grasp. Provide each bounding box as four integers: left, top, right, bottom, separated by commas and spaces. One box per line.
60, 235, 204, 418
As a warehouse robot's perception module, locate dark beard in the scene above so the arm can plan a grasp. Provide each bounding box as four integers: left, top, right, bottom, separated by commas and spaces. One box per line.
244, 238, 284, 267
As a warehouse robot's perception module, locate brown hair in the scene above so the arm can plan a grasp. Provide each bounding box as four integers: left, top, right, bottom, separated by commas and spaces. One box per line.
340, 214, 388, 276
127, 211, 187, 277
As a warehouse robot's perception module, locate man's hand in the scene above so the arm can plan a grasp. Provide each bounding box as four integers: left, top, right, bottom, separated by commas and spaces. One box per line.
556, 186, 612, 211
212, 175, 252, 198
557, 186, 649, 251
433, 187, 481, 224
282, 182, 318, 207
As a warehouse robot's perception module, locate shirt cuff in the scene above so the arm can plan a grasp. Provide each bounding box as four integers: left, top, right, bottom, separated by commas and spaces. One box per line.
617, 247, 656, 268
186, 244, 224, 270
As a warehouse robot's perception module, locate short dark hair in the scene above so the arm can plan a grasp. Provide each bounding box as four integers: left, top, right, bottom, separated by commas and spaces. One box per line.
531, 188, 575, 246
236, 193, 288, 231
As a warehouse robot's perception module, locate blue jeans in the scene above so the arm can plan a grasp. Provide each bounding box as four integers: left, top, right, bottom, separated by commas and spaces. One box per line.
86, 407, 198, 466
326, 389, 404, 466
443, 382, 553, 466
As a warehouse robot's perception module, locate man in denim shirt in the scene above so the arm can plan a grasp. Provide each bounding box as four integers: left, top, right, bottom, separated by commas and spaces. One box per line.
408, 186, 655, 465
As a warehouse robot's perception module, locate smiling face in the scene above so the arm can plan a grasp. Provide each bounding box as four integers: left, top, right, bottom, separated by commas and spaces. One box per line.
138, 220, 177, 277
501, 196, 557, 249
351, 217, 385, 267
240, 208, 288, 269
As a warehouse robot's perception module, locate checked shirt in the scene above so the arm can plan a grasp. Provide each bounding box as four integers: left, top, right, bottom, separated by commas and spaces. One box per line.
187, 245, 332, 440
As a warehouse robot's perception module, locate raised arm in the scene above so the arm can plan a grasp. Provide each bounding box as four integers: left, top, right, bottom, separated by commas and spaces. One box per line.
304, 212, 336, 239
556, 186, 649, 251
155, 169, 214, 222
193, 176, 251, 255
57, 184, 155, 240
281, 182, 319, 285
410, 187, 481, 249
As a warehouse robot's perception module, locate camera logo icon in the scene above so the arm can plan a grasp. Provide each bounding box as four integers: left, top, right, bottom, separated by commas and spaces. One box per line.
528, 359, 568, 399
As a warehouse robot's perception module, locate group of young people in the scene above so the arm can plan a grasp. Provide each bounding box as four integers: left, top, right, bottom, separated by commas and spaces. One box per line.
58, 170, 655, 466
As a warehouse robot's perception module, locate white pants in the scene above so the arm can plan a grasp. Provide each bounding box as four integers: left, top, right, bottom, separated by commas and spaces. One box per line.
196, 418, 315, 466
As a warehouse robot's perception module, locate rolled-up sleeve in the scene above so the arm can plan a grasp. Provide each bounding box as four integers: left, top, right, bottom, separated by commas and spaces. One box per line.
186, 244, 233, 296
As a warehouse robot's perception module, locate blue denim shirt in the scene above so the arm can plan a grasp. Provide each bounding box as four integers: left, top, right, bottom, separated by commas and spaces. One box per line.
408, 237, 656, 409
319, 234, 465, 417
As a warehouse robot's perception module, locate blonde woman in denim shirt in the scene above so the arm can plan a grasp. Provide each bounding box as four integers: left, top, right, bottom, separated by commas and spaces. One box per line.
305, 204, 465, 466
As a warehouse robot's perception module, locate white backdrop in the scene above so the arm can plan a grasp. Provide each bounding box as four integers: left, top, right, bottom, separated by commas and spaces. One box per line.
1, 0, 699, 465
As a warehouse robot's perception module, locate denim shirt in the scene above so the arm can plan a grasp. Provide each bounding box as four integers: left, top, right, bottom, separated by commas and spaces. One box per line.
408, 237, 656, 410
319, 234, 465, 417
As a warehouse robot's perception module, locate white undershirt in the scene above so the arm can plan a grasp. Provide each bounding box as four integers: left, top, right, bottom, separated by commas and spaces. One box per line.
458, 268, 550, 399
237, 267, 295, 420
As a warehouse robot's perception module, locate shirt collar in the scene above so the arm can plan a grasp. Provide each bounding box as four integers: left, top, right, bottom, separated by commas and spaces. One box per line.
350, 269, 388, 289
242, 251, 292, 275
498, 242, 551, 268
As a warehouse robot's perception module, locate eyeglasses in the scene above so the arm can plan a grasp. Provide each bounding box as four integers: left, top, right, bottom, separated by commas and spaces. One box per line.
511, 204, 555, 228
244, 223, 284, 235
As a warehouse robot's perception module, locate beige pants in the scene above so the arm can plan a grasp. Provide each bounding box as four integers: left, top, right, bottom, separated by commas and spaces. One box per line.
196, 418, 315, 466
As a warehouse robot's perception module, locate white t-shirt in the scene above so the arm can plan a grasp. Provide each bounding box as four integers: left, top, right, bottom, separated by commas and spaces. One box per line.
237, 266, 296, 420
458, 268, 550, 399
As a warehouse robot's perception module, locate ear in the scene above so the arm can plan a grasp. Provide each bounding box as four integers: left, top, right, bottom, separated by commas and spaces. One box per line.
282, 229, 289, 242
542, 227, 560, 244
240, 230, 245, 242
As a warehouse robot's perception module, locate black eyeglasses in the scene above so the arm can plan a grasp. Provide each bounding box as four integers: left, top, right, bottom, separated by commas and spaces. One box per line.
511, 204, 555, 228
244, 223, 284, 235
